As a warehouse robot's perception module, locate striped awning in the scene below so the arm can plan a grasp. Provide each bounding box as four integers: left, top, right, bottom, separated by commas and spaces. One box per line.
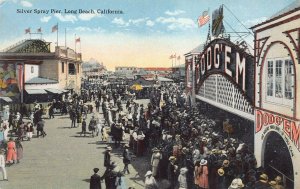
25, 89, 47, 94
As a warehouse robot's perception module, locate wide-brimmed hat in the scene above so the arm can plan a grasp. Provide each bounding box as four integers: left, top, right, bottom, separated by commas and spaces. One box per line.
110, 162, 117, 168
200, 159, 207, 165
260, 173, 268, 181
169, 156, 176, 161
236, 178, 244, 188
152, 147, 159, 152
124, 144, 129, 148
93, 168, 99, 173
201, 137, 208, 142
217, 168, 224, 176
229, 179, 238, 189
145, 170, 152, 177
180, 167, 188, 174
269, 181, 276, 186
106, 146, 112, 151
275, 176, 282, 183
223, 160, 230, 167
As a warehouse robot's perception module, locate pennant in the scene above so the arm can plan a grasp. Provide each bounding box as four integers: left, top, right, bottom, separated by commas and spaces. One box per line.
37, 27, 42, 33
75, 37, 80, 43
25, 28, 30, 34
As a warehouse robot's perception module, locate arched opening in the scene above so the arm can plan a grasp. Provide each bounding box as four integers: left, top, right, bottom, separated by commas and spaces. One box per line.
263, 131, 294, 189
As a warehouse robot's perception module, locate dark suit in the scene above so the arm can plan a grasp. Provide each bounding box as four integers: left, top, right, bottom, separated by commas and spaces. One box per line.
104, 151, 111, 167
90, 173, 101, 189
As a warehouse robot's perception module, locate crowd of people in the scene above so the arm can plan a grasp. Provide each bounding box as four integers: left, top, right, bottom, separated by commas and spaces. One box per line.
89, 82, 286, 189
0, 81, 287, 189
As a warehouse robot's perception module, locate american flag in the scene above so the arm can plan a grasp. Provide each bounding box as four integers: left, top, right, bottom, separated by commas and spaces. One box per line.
25, 28, 30, 34
75, 37, 80, 43
37, 27, 42, 33
52, 24, 58, 33
169, 54, 176, 59
198, 10, 210, 27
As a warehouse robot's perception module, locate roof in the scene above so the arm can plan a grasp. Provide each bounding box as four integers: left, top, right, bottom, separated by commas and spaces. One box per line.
25, 89, 48, 94
157, 77, 174, 82
143, 67, 172, 71
186, 44, 205, 55
0, 97, 13, 103
25, 77, 58, 84
251, 0, 300, 29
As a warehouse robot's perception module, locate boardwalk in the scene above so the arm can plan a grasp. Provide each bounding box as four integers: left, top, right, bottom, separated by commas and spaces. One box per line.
0, 111, 147, 189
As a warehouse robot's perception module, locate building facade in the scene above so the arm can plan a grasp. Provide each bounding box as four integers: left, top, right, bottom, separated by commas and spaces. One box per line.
251, 2, 300, 188
0, 39, 82, 104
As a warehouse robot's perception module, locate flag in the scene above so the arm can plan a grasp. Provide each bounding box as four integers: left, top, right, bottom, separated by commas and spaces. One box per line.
52, 24, 58, 33
16, 64, 24, 92
169, 55, 174, 59
198, 10, 210, 27
25, 28, 30, 34
37, 27, 42, 33
75, 37, 80, 43
177, 56, 181, 60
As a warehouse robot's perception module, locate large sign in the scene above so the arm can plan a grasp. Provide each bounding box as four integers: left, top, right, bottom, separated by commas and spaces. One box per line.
0, 63, 21, 101
195, 38, 254, 101
256, 109, 300, 152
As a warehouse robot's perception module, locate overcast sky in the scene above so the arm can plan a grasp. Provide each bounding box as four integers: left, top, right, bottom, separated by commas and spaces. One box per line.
0, 0, 295, 70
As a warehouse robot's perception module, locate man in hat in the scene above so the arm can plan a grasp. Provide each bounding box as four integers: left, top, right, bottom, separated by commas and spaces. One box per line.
90, 168, 101, 189
254, 173, 272, 189
0, 149, 8, 181
122, 144, 131, 174
101, 162, 118, 189
167, 156, 178, 189
104, 146, 112, 168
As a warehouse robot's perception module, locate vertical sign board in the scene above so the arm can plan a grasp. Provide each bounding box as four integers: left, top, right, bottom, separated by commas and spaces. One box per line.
256, 109, 300, 155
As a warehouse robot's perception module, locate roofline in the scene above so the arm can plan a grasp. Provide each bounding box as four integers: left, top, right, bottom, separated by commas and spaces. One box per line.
250, 6, 300, 29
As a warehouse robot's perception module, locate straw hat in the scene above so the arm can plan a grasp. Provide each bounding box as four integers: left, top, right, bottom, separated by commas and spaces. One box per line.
217, 168, 224, 176
152, 147, 159, 152
200, 159, 207, 165
275, 176, 282, 183
169, 156, 176, 161
269, 180, 276, 186
106, 146, 112, 151
229, 179, 239, 189
223, 160, 230, 167
260, 173, 268, 181
236, 178, 244, 188
145, 170, 152, 177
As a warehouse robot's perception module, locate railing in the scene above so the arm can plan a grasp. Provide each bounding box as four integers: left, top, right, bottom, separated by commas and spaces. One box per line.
268, 164, 294, 189
1, 39, 47, 52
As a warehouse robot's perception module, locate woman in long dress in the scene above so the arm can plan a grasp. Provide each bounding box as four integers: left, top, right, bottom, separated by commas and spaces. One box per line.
15, 139, 23, 163
6, 138, 16, 165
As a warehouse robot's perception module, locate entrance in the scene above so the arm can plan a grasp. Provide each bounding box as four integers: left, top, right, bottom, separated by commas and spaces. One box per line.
263, 131, 294, 189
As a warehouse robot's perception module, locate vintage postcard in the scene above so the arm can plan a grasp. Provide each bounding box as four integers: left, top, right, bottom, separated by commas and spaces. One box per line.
0, 0, 299, 189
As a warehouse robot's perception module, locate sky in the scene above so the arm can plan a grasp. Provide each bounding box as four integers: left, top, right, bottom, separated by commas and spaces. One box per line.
0, 0, 295, 70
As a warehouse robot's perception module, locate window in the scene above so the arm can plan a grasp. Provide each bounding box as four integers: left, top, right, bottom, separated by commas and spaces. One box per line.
265, 57, 294, 105
267, 61, 273, 96
31, 66, 34, 73
68, 63, 76, 75
62, 62, 65, 73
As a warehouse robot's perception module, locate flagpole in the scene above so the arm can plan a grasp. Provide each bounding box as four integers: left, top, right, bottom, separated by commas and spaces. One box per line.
65, 28, 67, 47
80, 40, 81, 53
75, 34, 77, 53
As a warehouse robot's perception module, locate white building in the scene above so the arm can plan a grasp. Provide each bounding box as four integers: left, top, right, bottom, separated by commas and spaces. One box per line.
251, 1, 300, 188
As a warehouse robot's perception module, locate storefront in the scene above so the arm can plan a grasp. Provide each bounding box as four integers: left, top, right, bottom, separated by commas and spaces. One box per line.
251, 2, 300, 188
185, 37, 255, 146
